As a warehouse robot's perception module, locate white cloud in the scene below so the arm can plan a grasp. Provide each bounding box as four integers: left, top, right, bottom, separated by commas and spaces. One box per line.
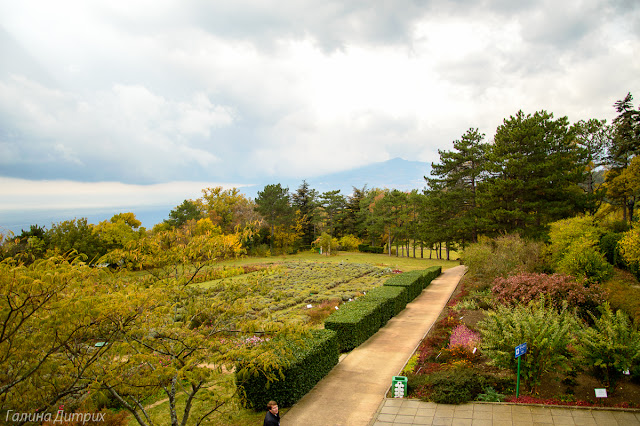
0, 0, 639, 189
0, 178, 247, 211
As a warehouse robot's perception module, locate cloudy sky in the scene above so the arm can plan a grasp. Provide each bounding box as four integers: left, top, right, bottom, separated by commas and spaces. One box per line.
1, 0, 639, 231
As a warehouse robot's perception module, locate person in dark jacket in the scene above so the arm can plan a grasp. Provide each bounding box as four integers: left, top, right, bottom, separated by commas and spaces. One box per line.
263, 400, 280, 426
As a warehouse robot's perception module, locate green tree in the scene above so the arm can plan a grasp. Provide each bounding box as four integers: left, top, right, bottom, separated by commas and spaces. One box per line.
318, 190, 346, 238
605, 93, 640, 222
480, 110, 585, 239
427, 128, 488, 246
94, 212, 145, 255
572, 119, 610, 214
608, 93, 640, 170
199, 187, 253, 233
47, 218, 104, 261
254, 184, 293, 252
342, 186, 368, 240
94, 228, 299, 426
291, 180, 319, 246
358, 188, 386, 247
0, 255, 141, 414
165, 199, 203, 229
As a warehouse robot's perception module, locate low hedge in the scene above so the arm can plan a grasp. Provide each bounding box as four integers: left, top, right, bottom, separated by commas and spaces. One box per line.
326, 267, 442, 352
358, 244, 384, 254
324, 301, 382, 352
422, 266, 442, 286
236, 329, 339, 410
383, 271, 424, 301
359, 285, 408, 321
383, 266, 442, 301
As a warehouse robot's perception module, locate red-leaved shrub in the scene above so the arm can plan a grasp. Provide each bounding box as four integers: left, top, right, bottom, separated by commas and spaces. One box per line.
492, 273, 606, 319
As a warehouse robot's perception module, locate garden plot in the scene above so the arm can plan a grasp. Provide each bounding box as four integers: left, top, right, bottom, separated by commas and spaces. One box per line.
199, 261, 392, 324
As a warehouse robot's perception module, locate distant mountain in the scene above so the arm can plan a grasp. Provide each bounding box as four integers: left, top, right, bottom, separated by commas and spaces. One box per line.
242, 157, 430, 198
0, 158, 431, 234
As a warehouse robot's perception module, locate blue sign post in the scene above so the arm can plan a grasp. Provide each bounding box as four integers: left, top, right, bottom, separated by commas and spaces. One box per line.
515, 343, 527, 398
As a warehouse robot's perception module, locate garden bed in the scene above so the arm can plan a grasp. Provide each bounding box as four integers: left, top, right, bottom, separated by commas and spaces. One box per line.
403, 276, 640, 409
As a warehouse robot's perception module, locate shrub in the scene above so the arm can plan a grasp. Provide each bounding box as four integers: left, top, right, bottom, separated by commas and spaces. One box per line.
359, 285, 407, 322
548, 216, 603, 265
600, 232, 625, 267
478, 297, 580, 392
462, 234, 547, 286
338, 235, 362, 251
324, 301, 382, 351
423, 367, 487, 404
237, 329, 339, 409
578, 303, 640, 387
556, 243, 613, 285
358, 244, 384, 254
449, 324, 479, 348
601, 269, 640, 325
491, 273, 605, 320
382, 267, 441, 302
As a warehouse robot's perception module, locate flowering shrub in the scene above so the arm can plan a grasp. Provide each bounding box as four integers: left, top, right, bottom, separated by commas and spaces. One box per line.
449, 324, 480, 350
492, 273, 605, 320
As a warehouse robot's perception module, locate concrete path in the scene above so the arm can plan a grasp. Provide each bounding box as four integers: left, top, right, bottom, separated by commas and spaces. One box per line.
372, 398, 640, 425
281, 265, 468, 426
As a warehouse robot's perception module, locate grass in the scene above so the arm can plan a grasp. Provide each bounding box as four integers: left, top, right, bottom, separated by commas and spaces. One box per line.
216, 249, 460, 272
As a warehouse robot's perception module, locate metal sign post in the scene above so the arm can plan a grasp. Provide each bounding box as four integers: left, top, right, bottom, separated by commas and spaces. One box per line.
515, 343, 527, 398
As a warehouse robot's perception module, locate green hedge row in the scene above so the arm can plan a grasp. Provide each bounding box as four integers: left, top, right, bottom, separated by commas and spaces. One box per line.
324, 301, 382, 351
325, 267, 442, 352
359, 285, 407, 322
358, 244, 385, 254
236, 329, 339, 410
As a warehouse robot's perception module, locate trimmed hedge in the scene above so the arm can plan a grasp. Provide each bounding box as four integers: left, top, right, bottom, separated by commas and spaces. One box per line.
324, 300, 382, 352
358, 244, 385, 254
422, 266, 442, 286
236, 329, 339, 410
383, 270, 424, 301
326, 267, 442, 352
383, 266, 442, 301
359, 285, 408, 321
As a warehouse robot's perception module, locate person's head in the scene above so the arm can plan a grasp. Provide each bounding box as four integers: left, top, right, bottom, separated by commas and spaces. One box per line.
267, 400, 278, 415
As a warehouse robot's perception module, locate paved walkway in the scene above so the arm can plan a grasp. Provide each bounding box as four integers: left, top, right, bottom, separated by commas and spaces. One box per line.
281, 265, 640, 425
282, 265, 468, 426
372, 399, 640, 425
